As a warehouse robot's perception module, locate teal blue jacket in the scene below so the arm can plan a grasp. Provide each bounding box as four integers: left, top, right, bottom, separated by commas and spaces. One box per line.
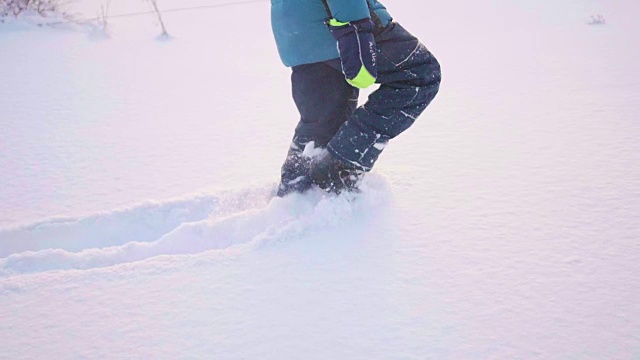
271, 0, 392, 67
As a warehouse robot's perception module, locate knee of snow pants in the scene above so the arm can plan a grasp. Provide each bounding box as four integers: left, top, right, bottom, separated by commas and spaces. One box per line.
327, 22, 442, 171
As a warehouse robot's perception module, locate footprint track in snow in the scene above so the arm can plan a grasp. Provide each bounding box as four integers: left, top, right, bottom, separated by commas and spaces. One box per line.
0, 176, 391, 277
0, 186, 275, 276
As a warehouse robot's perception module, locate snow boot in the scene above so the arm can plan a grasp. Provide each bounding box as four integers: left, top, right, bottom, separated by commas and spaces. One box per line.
309, 151, 364, 194
277, 136, 317, 197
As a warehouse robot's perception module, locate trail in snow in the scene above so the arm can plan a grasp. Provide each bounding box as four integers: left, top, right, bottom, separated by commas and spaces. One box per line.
0, 186, 274, 257
0, 175, 392, 277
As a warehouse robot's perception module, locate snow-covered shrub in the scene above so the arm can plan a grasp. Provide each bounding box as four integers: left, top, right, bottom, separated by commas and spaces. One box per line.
588, 14, 606, 25
0, 0, 62, 17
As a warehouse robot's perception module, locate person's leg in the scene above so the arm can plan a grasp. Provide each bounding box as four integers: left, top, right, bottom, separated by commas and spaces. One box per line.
292, 60, 359, 146
277, 61, 358, 196
326, 22, 442, 171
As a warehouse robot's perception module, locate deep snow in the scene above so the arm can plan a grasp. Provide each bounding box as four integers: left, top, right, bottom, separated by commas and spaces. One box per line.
1, 0, 639, 358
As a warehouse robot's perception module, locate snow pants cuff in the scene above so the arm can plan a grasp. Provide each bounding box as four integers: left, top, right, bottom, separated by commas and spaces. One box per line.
327, 122, 389, 171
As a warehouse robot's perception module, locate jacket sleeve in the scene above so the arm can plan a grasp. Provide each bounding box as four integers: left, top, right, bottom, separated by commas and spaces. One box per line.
324, 0, 371, 22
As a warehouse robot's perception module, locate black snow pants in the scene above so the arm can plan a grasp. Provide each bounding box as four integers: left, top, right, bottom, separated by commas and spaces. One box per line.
290, 21, 441, 171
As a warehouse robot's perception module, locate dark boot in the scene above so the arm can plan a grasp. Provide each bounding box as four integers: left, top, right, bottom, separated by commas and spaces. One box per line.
277, 136, 318, 197
309, 151, 364, 194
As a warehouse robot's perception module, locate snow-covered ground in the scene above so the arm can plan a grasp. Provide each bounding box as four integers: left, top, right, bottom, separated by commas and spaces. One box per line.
1, 0, 639, 358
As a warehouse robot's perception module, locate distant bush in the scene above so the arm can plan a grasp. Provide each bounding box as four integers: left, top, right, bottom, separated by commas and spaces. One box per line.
588, 14, 606, 25
0, 0, 65, 17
